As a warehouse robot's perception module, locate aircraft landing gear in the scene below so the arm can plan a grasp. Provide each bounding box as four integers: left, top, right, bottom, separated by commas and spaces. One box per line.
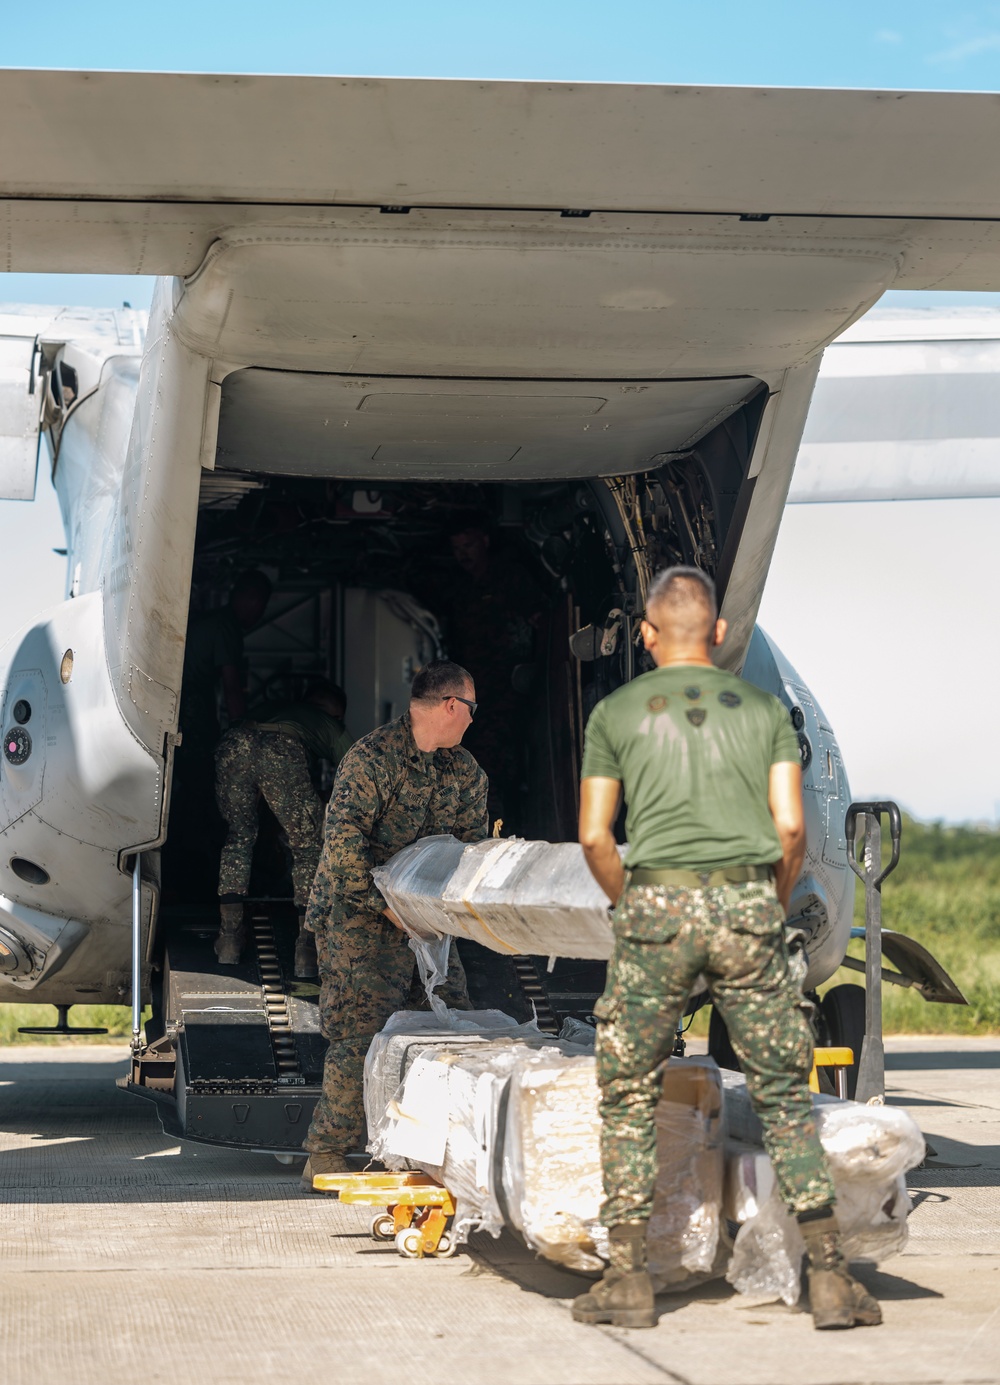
819, 984, 865, 1098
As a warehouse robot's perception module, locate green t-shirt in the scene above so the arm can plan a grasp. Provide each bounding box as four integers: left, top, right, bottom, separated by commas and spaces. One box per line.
263, 703, 353, 767
580, 664, 800, 871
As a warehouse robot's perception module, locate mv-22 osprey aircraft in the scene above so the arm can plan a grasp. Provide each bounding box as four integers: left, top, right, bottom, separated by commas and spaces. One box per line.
0, 71, 990, 1151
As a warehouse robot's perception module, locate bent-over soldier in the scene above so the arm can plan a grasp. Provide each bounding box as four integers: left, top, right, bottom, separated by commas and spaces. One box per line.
573, 566, 881, 1332
301, 659, 487, 1188
214, 681, 352, 976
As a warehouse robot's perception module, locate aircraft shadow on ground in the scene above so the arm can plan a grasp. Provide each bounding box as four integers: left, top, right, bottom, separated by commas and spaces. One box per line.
885, 1050, 1000, 1071
0, 1054, 311, 1204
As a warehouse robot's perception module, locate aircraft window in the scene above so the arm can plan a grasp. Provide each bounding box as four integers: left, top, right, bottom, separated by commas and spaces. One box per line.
59, 650, 74, 684
58, 362, 78, 407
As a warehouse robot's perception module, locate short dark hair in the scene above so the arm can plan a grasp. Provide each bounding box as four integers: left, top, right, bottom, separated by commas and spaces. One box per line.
410, 659, 473, 702
646, 566, 718, 624
306, 679, 346, 718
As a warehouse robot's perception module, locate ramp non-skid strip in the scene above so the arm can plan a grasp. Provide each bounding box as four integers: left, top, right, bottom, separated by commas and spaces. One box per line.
251, 912, 303, 1083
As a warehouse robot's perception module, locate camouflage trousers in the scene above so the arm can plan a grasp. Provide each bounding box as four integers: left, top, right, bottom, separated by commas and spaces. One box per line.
215, 727, 323, 910
595, 878, 835, 1228
303, 909, 471, 1155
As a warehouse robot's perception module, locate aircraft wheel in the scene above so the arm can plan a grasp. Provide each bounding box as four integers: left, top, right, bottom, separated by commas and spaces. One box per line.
819, 984, 865, 1099
371, 1214, 396, 1241
707, 1007, 740, 1071
396, 1227, 423, 1259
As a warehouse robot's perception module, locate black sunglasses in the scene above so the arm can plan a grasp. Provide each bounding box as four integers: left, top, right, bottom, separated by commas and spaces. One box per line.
443, 694, 478, 717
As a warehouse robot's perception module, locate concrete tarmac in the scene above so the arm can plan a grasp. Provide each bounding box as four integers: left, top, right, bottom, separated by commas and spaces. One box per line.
1, 1036, 997, 1385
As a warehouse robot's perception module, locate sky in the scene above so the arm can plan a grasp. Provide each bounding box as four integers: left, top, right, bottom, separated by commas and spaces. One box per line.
1, 2, 999, 823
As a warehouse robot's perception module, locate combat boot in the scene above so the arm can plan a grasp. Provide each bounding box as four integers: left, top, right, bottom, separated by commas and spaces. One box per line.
571, 1221, 657, 1329
293, 918, 318, 978
214, 899, 247, 966
799, 1208, 882, 1330
300, 1151, 350, 1192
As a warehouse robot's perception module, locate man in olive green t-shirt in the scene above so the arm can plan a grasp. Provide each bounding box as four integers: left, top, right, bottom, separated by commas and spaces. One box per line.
570, 566, 880, 1334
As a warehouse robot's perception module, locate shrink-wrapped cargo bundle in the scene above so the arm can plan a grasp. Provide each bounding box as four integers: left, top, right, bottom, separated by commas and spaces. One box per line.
648, 1057, 728, 1288
364, 1010, 587, 1242
724, 1085, 924, 1304
372, 834, 617, 960
500, 1051, 729, 1281
502, 1050, 607, 1271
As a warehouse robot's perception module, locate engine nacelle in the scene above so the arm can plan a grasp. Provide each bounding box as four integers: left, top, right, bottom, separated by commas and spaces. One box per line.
0, 591, 161, 997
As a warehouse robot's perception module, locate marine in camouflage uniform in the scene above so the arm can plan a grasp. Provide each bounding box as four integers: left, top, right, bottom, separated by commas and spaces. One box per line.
216, 727, 322, 910
572, 568, 878, 1332
303, 668, 488, 1165
213, 689, 352, 973
596, 876, 830, 1228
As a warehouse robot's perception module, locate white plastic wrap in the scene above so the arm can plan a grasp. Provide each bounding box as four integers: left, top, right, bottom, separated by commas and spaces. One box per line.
648, 1057, 726, 1289
372, 834, 619, 960
502, 1049, 607, 1272
725, 1099, 925, 1304
364, 1010, 580, 1243
363, 1008, 522, 1142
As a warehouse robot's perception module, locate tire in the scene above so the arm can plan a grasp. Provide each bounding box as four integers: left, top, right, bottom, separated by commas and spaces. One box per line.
707, 1007, 741, 1071
395, 1227, 423, 1259
819, 984, 866, 1099
371, 1214, 396, 1241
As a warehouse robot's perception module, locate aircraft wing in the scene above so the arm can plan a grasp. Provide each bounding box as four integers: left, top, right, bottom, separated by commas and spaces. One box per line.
787, 310, 1000, 503
0, 72, 1000, 289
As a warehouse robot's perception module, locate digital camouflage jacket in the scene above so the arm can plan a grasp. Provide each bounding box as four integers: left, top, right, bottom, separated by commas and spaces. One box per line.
305, 711, 489, 927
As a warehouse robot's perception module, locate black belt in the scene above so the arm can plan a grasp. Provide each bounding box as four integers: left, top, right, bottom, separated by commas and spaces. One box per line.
626, 864, 774, 889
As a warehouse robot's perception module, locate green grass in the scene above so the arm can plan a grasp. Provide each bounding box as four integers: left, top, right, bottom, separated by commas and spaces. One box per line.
0, 1005, 150, 1045
685, 815, 1000, 1040
819, 816, 1000, 1035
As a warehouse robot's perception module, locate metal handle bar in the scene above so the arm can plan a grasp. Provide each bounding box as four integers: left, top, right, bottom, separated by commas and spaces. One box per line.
845, 800, 901, 890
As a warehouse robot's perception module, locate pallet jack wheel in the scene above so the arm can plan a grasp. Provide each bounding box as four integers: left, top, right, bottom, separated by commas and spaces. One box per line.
396, 1227, 423, 1258
371, 1213, 396, 1241
436, 1232, 457, 1258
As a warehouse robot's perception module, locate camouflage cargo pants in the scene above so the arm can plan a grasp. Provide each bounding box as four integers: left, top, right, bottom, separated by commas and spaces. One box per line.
596, 877, 835, 1228
215, 727, 323, 910
303, 910, 471, 1155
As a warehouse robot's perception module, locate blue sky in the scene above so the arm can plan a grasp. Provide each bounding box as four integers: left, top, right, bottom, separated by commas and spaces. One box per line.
1, 3, 1000, 821
2, 2, 1000, 89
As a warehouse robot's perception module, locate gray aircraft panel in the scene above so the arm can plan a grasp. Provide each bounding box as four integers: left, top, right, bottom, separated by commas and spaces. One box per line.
0, 72, 997, 219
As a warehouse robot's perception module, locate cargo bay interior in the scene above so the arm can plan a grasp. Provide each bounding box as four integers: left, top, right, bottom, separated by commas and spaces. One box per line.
141, 370, 770, 1150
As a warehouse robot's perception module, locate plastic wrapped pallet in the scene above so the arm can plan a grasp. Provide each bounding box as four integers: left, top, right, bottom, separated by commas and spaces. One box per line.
501, 1051, 728, 1281
363, 1008, 523, 1137
372, 834, 619, 960
725, 1098, 924, 1305
364, 1010, 585, 1243
648, 1057, 727, 1290
502, 1049, 607, 1272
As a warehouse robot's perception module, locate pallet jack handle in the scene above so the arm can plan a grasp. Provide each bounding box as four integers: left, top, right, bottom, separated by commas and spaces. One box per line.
843, 801, 901, 1103
845, 801, 901, 891
131, 852, 143, 1057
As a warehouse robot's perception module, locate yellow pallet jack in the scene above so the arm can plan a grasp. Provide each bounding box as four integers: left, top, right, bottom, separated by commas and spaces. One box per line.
809, 1045, 855, 1099
313, 1170, 459, 1258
